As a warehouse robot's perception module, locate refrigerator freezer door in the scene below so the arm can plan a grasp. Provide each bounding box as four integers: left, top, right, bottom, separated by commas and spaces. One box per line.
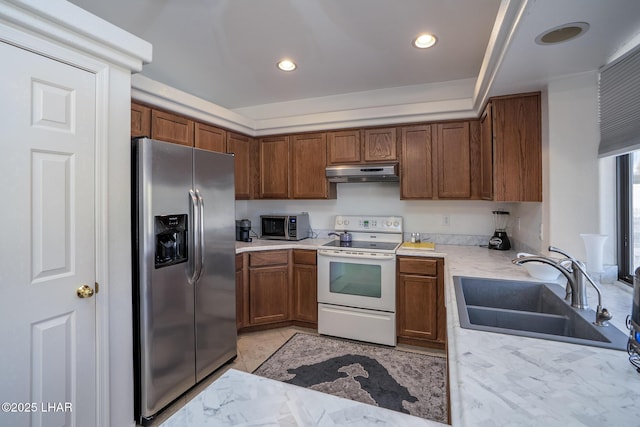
135, 139, 196, 419
193, 148, 238, 381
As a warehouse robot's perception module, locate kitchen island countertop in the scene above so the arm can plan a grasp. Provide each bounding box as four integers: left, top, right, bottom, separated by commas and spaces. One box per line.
186, 240, 640, 426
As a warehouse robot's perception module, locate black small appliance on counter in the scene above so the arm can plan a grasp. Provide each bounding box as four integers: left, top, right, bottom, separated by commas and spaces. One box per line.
488, 210, 511, 250
236, 219, 252, 242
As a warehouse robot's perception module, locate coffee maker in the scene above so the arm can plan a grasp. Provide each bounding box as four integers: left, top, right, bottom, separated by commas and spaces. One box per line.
235, 219, 252, 242
488, 210, 511, 250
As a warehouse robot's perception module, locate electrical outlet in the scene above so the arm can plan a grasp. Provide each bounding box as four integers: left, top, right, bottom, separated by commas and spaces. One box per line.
442, 215, 450, 226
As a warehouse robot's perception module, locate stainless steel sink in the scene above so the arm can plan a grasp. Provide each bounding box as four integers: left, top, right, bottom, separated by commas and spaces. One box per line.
453, 276, 628, 350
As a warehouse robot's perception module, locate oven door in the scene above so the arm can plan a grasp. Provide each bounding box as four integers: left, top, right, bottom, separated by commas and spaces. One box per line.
317, 249, 396, 312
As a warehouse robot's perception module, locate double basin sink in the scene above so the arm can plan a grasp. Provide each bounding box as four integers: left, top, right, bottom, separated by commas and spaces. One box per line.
453, 276, 628, 350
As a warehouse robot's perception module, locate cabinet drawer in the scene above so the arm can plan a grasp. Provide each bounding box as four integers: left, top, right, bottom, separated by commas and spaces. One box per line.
250, 250, 289, 267
293, 249, 316, 265
398, 257, 439, 276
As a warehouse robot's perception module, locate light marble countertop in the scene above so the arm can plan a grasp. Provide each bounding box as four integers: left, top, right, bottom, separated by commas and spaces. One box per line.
160, 369, 443, 427
235, 238, 332, 253
176, 240, 640, 426
433, 244, 640, 427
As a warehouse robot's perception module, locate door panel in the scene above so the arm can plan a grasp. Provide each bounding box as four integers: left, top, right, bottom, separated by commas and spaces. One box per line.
31, 152, 75, 280
0, 41, 96, 427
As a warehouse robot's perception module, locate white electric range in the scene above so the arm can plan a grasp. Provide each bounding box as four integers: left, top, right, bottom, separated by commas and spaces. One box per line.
317, 215, 403, 346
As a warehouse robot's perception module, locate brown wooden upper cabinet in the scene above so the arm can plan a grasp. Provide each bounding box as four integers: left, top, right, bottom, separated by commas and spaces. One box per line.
131, 102, 151, 137
400, 121, 479, 200
363, 127, 397, 162
226, 132, 254, 200
482, 92, 542, 202
195, 122, 226, 153
259, 135, 290, 199
400, 125, 433, 199
327, 130, 361, 164
290, 133, 336, 199
327, 127, 397, 164
434, 121, 471, 199
480, 103, 493, 200
150, 109, 194, 147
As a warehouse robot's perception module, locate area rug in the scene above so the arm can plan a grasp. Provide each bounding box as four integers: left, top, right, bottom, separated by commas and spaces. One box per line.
252, 333, 448, 423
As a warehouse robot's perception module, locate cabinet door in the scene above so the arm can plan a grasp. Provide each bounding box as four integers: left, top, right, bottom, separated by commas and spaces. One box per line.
363, 127, 397, 162
227, 132, 253, 200
435, 122, 471, 198
397, 274, 438, 341
292, 263, 317, 324
327, 130, 361, 164
480, 103, 494, 200
259, 136, 289, 199
151, 109, 194, 146
400, 125, 433, 199
195, 122, 226, 152
131, 102, 151, 137
492, 93, 542, 201
291, 133, 334, 199
249, 265, 289, 325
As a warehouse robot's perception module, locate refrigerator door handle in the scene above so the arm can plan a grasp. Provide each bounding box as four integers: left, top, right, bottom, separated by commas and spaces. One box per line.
194, 189, 205, 283
188, 189, 200, 285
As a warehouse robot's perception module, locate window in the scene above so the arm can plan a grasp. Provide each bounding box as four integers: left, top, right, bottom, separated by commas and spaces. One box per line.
617, 151, 640, 284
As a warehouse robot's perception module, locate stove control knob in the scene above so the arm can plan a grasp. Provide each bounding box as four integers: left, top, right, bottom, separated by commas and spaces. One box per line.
386, 220, 392, 226
393, 221, 400, 227
344, 220, 349, 226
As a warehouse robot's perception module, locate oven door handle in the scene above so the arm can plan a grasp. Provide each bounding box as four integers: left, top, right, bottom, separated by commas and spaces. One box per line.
317, 250, 395, 261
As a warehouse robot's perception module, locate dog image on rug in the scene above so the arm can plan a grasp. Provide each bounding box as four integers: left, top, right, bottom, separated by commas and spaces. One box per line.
285, 354, 418, 414
253, 333, 448, 423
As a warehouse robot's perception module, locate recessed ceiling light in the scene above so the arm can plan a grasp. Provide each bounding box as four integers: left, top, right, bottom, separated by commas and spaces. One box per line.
535, 22, 589, 45
412, 33, 437, 49
277, 59, 297, 72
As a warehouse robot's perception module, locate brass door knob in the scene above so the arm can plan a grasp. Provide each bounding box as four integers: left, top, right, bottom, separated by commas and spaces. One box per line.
76, 285, 95, 299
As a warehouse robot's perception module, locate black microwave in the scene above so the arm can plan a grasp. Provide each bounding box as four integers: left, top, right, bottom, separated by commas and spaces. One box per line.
260, 213, 310, 241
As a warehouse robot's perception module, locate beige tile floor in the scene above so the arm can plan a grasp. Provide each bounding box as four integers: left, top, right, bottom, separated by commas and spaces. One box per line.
146, 327, 446, 425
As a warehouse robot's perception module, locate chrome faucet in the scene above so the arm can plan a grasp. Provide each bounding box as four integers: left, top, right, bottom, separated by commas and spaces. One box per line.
512, 246, 612, 326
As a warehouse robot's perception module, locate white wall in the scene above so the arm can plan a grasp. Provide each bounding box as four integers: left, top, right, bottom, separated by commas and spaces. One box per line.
237, 183, 515, 239
544, 71, 615, 264
107, 68, 136, 427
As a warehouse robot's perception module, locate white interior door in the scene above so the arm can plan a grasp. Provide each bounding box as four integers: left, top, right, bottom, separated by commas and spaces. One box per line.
0, 41, 97, 426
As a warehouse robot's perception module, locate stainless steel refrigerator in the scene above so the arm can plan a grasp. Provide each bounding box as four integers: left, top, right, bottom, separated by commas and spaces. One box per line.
132, 137, 237, 425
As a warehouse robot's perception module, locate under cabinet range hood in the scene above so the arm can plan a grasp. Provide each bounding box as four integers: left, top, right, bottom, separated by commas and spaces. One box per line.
326, 163, 399, 183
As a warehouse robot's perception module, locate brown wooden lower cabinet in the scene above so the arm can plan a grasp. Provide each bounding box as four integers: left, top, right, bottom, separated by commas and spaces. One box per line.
238, 250, 447, 348
248, 250, 289, 325
237, 249, 318, 332
292, 249, 317, 326
397, 256, 446, 349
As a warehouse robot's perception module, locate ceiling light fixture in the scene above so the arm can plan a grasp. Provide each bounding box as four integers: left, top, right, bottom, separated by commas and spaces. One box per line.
277, 59, 297, 72
412, 33, 437, 49
535, 22, 589, 45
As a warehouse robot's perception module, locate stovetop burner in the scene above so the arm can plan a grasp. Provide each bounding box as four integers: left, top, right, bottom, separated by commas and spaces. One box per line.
321, 240, 400, 251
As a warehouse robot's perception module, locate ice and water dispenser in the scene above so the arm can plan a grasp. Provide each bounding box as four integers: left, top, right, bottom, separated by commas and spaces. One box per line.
154, 214, 188, 268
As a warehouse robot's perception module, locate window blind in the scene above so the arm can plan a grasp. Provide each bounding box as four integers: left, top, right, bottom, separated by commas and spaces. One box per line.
599, 44, 640, 157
